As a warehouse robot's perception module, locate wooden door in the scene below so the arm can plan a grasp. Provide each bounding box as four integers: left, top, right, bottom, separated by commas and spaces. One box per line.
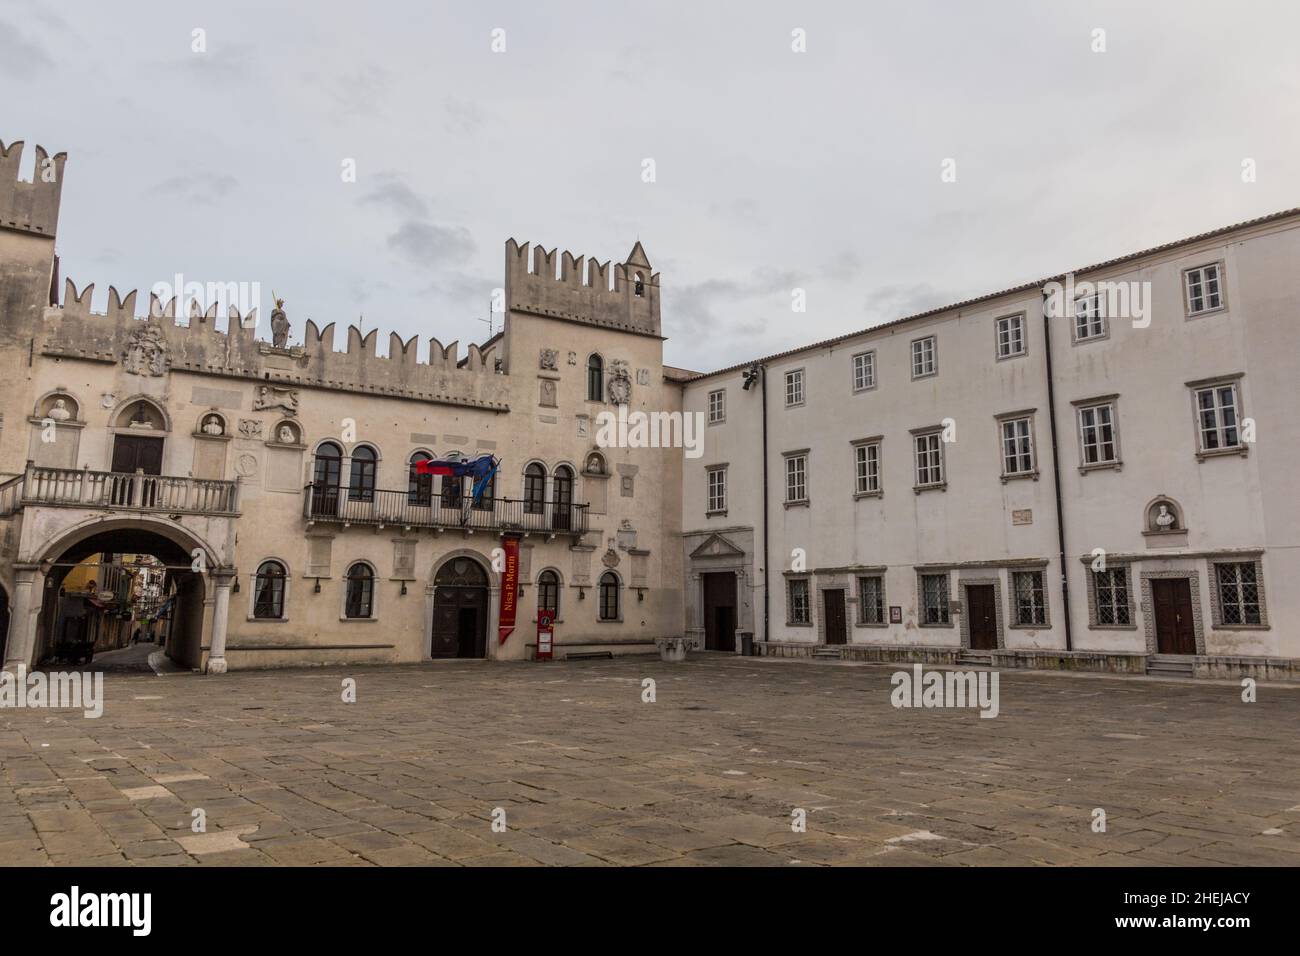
431, 586, 487, 658
822, 588, 847, 645
967, 584, 998, 650
702, 572, 736, 651
1152, 579, 1196, 655
111, 435, 164, 474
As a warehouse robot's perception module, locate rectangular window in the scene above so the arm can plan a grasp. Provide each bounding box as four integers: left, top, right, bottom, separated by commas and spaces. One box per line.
1194, 383, 1241, 451
788, 578, 810, 624
785, 454, 807, 503
996, 314, 1025, 358
920, 573, 950, 625
708, 388, 726, 424
911, 336, 937, 378
913, 432, 944, 487
1012, 571, 1047, 626
785, 369, 805, 407
854, 441, 881, 495
1075, 293, 1106, 341
1185, 263, 1223, 316
852, 351, 876, 391
706, 467, 727, 513
1000, 416, 1035, 476
857, 575, 884, 625
1216, 563, 1261, 625
1093, 568, 1131, 626
1078, 402, 1119, 466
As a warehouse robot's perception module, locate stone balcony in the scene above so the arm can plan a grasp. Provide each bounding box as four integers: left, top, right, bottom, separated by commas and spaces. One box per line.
0, 463, 239, 517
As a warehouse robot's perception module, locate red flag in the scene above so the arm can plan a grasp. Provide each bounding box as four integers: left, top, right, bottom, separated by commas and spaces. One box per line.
498, 535, 520, 645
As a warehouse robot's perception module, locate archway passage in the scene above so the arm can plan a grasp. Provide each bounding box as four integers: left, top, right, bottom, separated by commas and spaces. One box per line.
34, 527, 207, 672
431, 557, 488, 659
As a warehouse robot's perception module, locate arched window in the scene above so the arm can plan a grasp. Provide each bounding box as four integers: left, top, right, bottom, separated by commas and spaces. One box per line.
344, 562, 374, 619
523, 463, 546, 514
312, 442, 343, 513
587, 354, 604, 402
538, 569, 560, 618
552, 465, 574, 531
253, 561, 286, 619
409, 451, 433, 506
440, 453, 463, 508
349, 445, 377, 502
598, 571, 620, 621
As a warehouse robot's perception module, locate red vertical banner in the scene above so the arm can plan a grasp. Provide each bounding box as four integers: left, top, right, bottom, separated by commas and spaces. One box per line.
498, 535, 520, 645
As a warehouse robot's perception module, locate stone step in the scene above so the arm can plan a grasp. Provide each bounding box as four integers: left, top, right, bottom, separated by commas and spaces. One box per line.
1146, 655, 1195, 677
956, 651, 993, 666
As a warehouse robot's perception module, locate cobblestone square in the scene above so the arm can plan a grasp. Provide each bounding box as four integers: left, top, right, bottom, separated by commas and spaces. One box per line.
1, 658, 1297, 866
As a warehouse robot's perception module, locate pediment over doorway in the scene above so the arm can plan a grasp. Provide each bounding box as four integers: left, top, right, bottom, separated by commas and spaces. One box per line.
690, 534, 745, 559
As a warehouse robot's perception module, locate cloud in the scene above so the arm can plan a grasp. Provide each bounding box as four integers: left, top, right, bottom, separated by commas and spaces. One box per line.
361, 172, 429, 218
864, 282, 954, 323
150, 171, 240, 205
0, 19, 53, 75
387, 220, 475, 267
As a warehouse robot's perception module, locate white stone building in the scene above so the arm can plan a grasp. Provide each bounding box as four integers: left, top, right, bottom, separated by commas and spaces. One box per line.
682, 209, 1300, 679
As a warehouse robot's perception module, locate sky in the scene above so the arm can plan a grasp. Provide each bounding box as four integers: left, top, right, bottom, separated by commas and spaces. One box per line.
3, 0, 1298, 372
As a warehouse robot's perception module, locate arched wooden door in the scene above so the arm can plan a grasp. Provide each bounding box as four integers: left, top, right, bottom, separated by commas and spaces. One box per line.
430, 558, 488, 659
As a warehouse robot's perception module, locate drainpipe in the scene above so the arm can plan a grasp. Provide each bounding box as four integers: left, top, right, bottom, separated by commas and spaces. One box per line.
1041, 290, 1074, 651
760, 364, 770, 644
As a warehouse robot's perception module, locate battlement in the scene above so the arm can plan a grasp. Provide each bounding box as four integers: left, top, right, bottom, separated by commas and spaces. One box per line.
39, 279, 509, 411
505, 238, 661, 338
0, 140, 67, 238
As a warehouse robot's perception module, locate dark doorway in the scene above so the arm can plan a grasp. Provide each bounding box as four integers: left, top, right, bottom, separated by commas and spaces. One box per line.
702, 572, 736, 651
1152, 578, 1196, 655
431, 558, 489, 659
822, 588, 847, 645
111, 435, 164, 475
967, 584, 998, 650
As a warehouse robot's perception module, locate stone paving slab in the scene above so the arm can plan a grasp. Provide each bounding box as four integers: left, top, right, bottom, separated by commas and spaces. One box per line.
1, 656, 1297, 866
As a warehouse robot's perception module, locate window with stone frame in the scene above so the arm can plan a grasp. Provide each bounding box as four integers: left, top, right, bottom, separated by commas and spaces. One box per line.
784, 368, 805, 407
1074, 293, 1106, 341
706, 466, 727, 513
1012, 570, 1047, 626
1000, 416, 1035, 477
1193, 382, 1242, 452
913, 431, 944, 488
1077, 401, 1119, 466
857, 575, 884, 625
854, 440, 881, 495
852, 350, 876, 391
1092, 567, 1131, 626
537, 569, 560, 618
1184, 262, 1224, 316
253, 560, 286, 619
911, 336, 937, 378
598, 571, 620, 621
344, 562, 374, 619
787, 578, 811, 624
920, 573, 950, 625
996, 313, 1026, 358
1215, 562, 1262, 625
708, 388, 726, 424
785, 453, 808, 503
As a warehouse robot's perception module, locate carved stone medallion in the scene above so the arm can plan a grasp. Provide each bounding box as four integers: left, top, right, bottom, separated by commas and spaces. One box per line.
123, 324, 169, 376
607, 359, 632, 405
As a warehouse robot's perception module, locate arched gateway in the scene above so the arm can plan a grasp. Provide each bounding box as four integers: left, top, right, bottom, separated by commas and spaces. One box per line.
430, 556, 489, 658
3, 515, 230, 673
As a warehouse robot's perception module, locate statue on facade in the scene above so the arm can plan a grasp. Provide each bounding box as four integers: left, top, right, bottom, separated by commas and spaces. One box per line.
270, 292, 290, 349
202, 414, 225, 436
1153, 503, 1177, 531
48, 398, 72, 421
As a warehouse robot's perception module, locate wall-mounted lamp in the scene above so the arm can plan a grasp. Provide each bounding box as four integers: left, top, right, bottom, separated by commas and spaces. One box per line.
313, 577, 322, 594
578, 588, 586, 600
400, 581, 408, 596
637, 589, 645, 603
232, 579, 241, 594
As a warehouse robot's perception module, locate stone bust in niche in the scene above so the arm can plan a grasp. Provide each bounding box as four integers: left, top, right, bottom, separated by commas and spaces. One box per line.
277, 424, 297, 444
1147, 500, 1182, 533
201, 414, 224, 436
48, 398, 72, 421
